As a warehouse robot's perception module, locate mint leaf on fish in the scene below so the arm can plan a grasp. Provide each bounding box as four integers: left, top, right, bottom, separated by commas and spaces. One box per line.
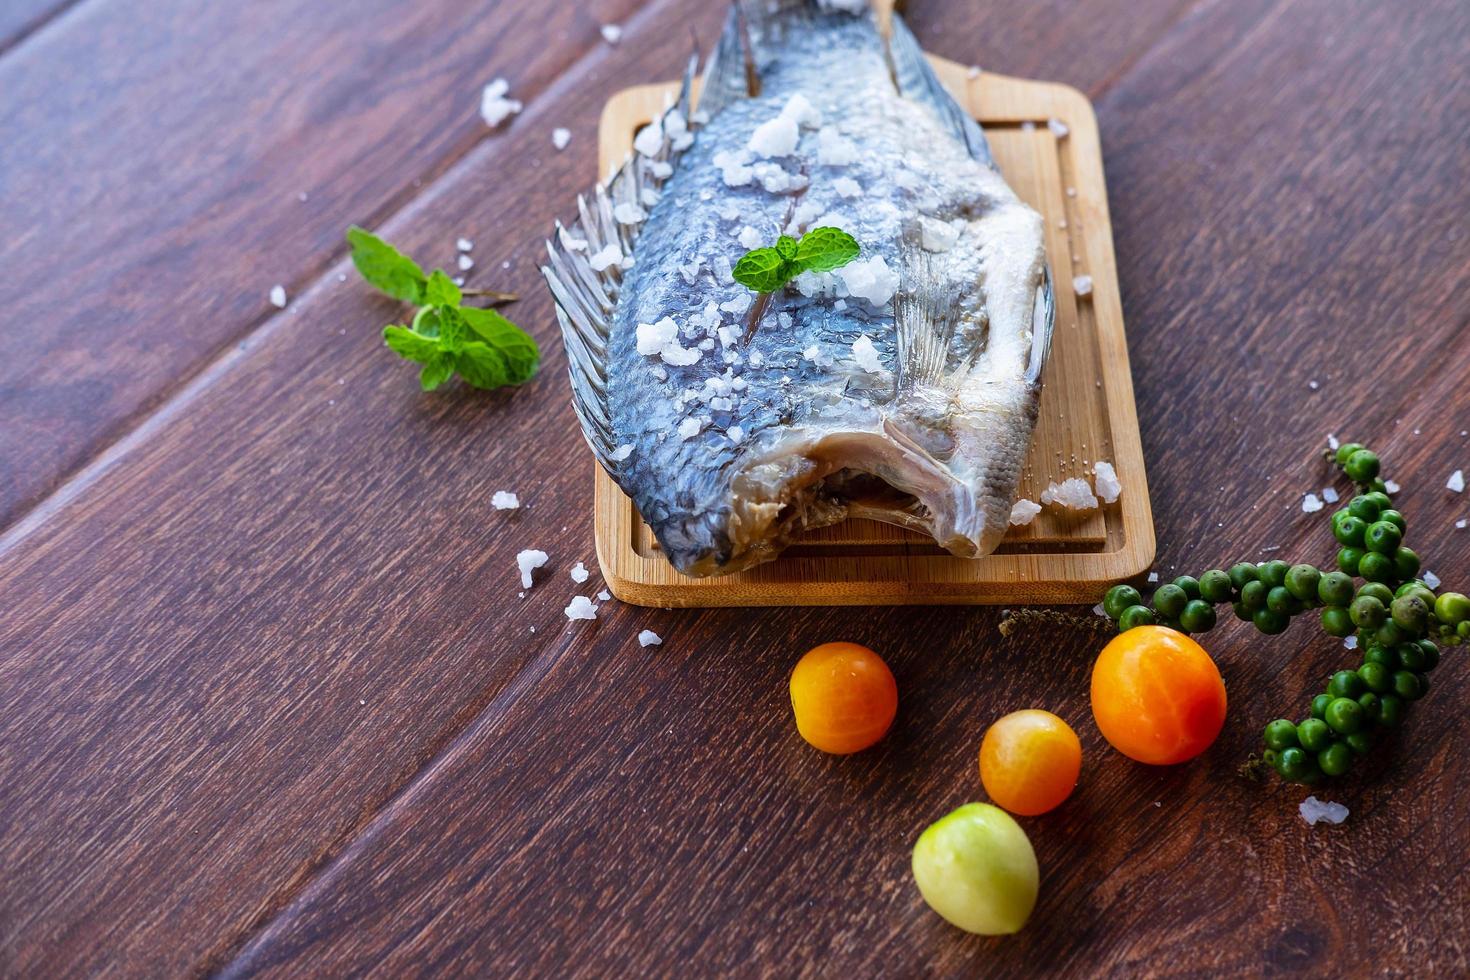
347, 227, 539, 392
347, 226, 428, 304
732, 226, 861, 294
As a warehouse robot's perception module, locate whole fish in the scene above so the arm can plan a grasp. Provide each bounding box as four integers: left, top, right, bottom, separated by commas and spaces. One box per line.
543, 0, 1052, 577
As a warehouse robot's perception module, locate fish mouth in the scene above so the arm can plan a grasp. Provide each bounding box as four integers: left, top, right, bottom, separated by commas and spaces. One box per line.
667, 404, 1031, 576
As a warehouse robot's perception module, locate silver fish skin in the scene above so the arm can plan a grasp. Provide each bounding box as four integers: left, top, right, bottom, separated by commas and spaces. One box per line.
543, 0, 1053, 577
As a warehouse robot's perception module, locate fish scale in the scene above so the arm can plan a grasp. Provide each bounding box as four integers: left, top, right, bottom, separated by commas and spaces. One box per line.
543, 0, 1053, 576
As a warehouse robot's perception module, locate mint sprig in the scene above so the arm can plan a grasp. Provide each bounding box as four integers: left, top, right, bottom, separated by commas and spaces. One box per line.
732, 226, 860, 294
347, 226, 539, 392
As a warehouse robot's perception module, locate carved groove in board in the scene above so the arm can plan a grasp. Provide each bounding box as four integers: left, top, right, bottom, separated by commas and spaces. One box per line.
593, 59, 1155, 605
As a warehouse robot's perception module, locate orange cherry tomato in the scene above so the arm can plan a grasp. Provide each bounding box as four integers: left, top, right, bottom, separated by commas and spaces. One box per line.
979, 710, 1082, 816
789, 642, 898, 754
1090, 626, 1227, 765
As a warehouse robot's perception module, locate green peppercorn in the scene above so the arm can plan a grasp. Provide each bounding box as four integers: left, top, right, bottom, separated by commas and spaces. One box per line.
1179, 599, 1217, 633
1460, 621, 1470, 640
1262, 748, 1280, 768
1276, 746, 1313, 781
1240, 579, 1268, 611
1391, 670, 1423, 701
1397, 642, 1427, 671
1357, 661, 1391, 693
1263, 719, 1299, 751
1418, 640, 1440, 672
1227, 562, 1259, 591
1358, 551, 1395, 583
1318, 742, 1354, 777
1364, 520, 1402, 555
1325, 697, 1364, 735
1345, 731, 1375, 756
1310, 693, 1333, 720
1362, 490, 1392, 510
1266, 586, 1300, 616
1347, 495, 1382, 522
1320, 606, 1354, 637
1374, 621, 1407, 647
1363, 645, 1398, 669
1232, 602, 1252, 622
1390, 594, 1429, 632
1258, 560, 1289, 588
1393, 547, 1421, 581
1397, 584, 1436, 613
1416, 672, 1430, 697
1282, 564, 1319, 603
1434, 592, 1470, 626
1326, 670, 1363, 699
1118, 605, 1156, 631
1337, 547, 1365, 575
1334, 442, 1365, 465
1349, 595, 1387, 629
1199, 569, 1233, 604
1172, 575, 1201, 600
1358, 582, 1394, 605
1378, 694, 1406, 726
1344, 449, 1380, 483
1377, 508, 1407, 533
1333, 515, 1368, 547
1357, 691, 1382, 724
1103, 584, 1143, 620
1297, 717, 1332, 752
1153, 583, 1187, 619
1253, 608, 1289, 635
1316, 571, 1353, 607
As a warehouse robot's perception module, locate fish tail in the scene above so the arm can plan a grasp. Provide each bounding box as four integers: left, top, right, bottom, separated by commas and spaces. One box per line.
540, 58, 700, 474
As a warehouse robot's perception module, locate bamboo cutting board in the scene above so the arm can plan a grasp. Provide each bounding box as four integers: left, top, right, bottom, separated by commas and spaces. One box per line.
591, 57, 1154, 606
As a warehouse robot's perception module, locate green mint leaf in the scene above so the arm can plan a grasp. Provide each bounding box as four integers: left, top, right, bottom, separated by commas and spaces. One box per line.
346, 226, 428, 304
459, 306, 540, 383
453, 342, 515, 389
410, 305, 441, 337
383, 324, 443, 364
419, 354, 455, 391
793, 226, 860, 273
424, 269, 462, 307
775, 235, 798, 261
435, 305, 470, 352
732, 247, 791, 293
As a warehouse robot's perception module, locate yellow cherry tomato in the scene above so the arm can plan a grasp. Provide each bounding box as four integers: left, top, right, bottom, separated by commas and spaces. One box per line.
912, 802, 1039, 935
789, 642, 897, 754
1090, 625, 1227, 765
979, 709, 1082, 816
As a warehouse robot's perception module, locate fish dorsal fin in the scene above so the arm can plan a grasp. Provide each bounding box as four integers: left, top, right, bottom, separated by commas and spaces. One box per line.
885, 14, 995, 169
540, 57, 700, 472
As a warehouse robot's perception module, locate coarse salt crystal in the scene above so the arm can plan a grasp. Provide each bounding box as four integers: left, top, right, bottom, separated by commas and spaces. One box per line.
851, 335, 883, 373
1322, 486, 1339, 503
1448, 469, 1465, 493
564, 596, 598, 621
600, 23, 622, 44
479, 78, 522, 128
1301, 492, 1324, 513
636, 317, 679, 356
558, 227, 587, 251
1455, 519, 1466, 530
1147, 572, 1159, 583
1073, 275, 1093, 297
1047, 118, 1069, 138
516, 549, 549, 589
633, 120, 663, 157
737, 226, 763, 249
815, 127, 858, 167
833, 176, 863, 198
1009, 498, 1042, 526
1299, 796, 1349, 826
749, 112, 800, 158
491, 491, 520, 510
677, 418, 702, 440
456, 237, 474, 252
589, 244, 623, 271
1383, 479, 1401, 494
598, 589, 612, 601
1042, 477, 1098, 509
1423, 570, 1441, 589
920, 216, 960, 252
1093, 461, 1121, 503
639, 629, 663, 647
1343, 634, 1359, 650
838, 255, 900, 307
570, 561, 590, 584
613, 202, 646, 224
457, 254, 474, 271
269, 285, 287, 308
552, 127, 571, 151
727, 425, 745, 445
611, 444, 634, 461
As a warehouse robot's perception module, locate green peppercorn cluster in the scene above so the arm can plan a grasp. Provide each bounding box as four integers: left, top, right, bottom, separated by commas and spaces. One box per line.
1099, 441, 1468, 785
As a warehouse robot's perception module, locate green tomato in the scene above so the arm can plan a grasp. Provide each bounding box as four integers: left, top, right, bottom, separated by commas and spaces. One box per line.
912, 803, 1039, 936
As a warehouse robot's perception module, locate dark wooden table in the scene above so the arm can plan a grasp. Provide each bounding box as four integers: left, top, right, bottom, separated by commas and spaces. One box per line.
3, 0, 1468, 975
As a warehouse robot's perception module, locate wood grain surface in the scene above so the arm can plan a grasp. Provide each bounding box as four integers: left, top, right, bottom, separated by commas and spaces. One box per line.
2, 0, 1469, 976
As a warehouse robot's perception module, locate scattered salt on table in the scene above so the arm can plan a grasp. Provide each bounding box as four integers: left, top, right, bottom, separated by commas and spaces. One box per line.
491, 491, 520, 510
552, 127, 571, 151
1422, 570, 1441, 589
1327, 434, 1340, 451
1322, 486, 1339, 503
600, 23, 622, 44
1147, 571, 1159, 583
564, 596, 598, 621
1299, 796, 1349, 826
1343, 634, 1358, 650
597, 589, 612, 601
269, 285, 287, 308
456, 237, 474, 252
1383, 479, 1400, 494
457, 254, 474, 271
1301, 493, 1324, 513
479, 78, 522, 128
517, 549, 549, 589
1009, 498, 1042, 526
570, 561, 590, 584
638, 630, 663, 647
1448, 469, 1465, 493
